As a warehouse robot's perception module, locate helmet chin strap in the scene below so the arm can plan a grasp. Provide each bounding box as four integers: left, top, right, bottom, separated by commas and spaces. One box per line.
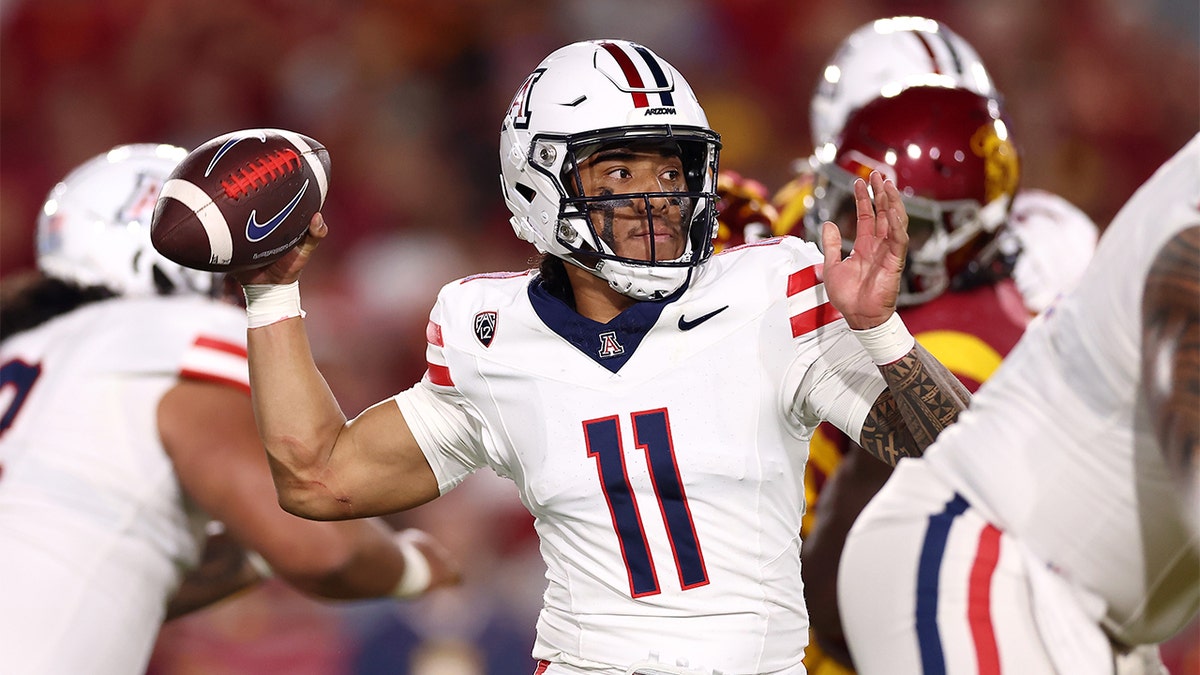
594, 255, 696, 301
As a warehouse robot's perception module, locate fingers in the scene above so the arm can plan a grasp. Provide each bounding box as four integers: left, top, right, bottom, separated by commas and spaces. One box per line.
821, 220, 843, 268
231, 213, 328, 286
853, 177, 875, 244
310, 212, 328, 238
880, 178, 909, 244
295, 213, 328, 256
869, 172, 889, 239
863, 172, 909, 245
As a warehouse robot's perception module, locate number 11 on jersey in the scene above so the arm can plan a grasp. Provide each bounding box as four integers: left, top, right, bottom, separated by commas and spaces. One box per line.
584, 408, 710, 597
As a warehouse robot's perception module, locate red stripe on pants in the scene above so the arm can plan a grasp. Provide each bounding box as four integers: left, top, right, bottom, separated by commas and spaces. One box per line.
968, 524, 1003, 675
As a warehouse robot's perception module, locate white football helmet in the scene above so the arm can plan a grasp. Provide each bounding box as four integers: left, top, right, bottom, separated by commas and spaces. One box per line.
37, 143, 220, 297
810, 16, 996, 163
499, 39, 722, 301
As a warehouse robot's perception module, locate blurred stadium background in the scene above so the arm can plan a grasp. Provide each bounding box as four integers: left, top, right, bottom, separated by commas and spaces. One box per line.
2, 1, 1196, 673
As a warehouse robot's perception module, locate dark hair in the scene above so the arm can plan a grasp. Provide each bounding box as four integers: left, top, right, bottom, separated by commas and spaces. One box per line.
0, 271, 117, 341
535, 254, 574, 308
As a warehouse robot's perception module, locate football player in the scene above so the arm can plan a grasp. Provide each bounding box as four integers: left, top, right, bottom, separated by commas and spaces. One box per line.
797, 83, 1025, 670
0, 144, 461, 675
235, 39, 971, 675
713, 17, 1101, 674
838, 133, 1200, 674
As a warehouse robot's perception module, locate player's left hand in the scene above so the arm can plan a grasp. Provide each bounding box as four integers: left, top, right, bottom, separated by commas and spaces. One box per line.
818, 171, 908, 329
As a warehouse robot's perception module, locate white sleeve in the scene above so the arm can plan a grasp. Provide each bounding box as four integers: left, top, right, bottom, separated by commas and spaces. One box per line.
103, 298, 249, 394
392, 381, 486, 495
783, 325, 886, 444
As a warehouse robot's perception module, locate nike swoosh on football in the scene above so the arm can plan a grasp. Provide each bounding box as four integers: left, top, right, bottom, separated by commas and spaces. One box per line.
246, 180, 309, 242
677, 305, 729, 330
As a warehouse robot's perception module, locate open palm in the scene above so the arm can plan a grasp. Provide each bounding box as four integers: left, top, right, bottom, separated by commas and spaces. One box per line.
819, 171, 909, 330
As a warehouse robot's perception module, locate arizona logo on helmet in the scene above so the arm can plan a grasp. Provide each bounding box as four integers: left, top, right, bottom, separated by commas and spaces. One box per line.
506, 70, 545, 131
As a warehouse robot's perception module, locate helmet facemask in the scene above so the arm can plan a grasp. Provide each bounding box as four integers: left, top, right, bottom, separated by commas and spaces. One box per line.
543, 130, 718, 299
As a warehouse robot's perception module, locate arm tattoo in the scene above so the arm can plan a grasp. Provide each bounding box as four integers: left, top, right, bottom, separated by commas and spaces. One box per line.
1142, 225, 1200, 484
859, 343, 972, 465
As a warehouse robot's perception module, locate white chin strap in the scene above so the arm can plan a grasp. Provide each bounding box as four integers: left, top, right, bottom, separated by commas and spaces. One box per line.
597, 260, 692, 301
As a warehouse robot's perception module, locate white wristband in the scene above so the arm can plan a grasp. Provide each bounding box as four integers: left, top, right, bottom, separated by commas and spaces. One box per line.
391, 535, 433, 599
851, 312, 916, 365
243, 281, 306, 329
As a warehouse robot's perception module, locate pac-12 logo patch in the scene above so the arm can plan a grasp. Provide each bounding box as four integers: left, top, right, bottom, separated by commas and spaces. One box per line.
474, 311, 498, 347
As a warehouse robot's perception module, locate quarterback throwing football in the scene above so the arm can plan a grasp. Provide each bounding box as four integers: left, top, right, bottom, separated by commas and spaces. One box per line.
236, 39, 969, 675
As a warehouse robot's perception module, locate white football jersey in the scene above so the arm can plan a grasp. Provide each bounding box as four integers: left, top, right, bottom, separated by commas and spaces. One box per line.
0, 295, 248, 675
922, 133, 1200, 644
395, 236, 887, 674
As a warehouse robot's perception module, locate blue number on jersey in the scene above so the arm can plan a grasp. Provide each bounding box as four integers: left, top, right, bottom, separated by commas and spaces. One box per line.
585, 409, 709, 597
0, 359, 42, 435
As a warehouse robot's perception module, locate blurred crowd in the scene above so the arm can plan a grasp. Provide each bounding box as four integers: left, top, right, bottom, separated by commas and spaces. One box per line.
1, 0, 1196, 673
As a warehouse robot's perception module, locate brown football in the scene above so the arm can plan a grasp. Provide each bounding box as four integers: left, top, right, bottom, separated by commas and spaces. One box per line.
150, 128, 330, 272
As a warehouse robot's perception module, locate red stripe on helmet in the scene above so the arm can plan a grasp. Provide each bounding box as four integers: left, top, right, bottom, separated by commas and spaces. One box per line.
912, 32, 943, 75
600, 42, 649, 108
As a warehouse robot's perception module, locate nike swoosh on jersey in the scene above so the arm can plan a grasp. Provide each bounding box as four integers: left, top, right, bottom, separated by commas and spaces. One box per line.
246, 180, 308, 242
677, 305, 729, 330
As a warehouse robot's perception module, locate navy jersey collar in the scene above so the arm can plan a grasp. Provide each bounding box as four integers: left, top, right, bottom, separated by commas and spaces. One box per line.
528, 276, 680, 373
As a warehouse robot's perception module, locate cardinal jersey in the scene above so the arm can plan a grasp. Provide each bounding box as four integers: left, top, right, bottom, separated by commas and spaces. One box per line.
0, 296, 248, 675
395, 237, 888, 674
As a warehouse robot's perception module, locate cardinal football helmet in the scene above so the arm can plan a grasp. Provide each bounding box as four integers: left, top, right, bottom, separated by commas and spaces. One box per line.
810, 16, 996, 163
37, 144, 220, 297
806, 86, 1021, 306
499, 39, 721, 300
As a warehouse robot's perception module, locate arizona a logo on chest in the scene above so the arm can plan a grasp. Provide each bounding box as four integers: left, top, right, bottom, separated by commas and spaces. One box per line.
598, 331, 625, 358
